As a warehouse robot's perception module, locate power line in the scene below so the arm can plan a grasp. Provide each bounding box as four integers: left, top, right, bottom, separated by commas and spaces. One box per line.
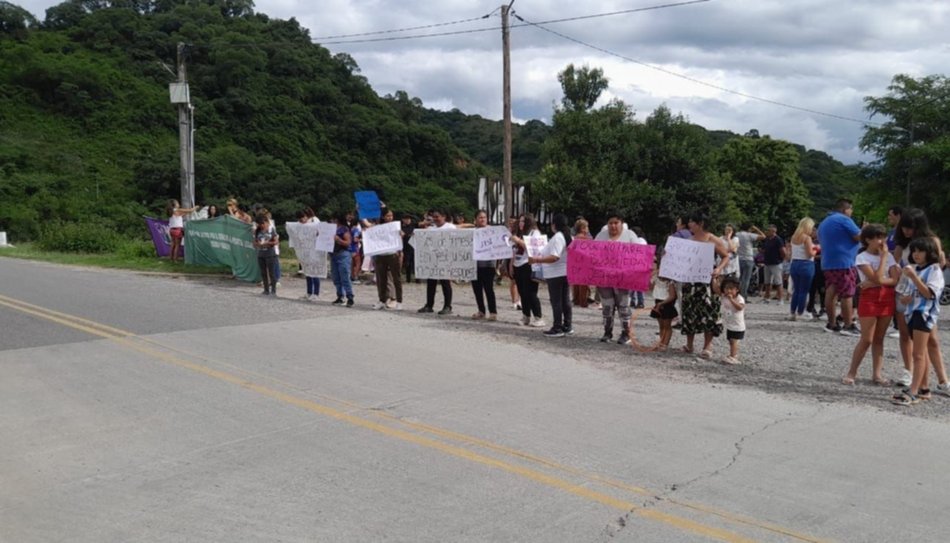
514, 13, 882, 127
311, 13, 493, 41
319, 1, 708, 46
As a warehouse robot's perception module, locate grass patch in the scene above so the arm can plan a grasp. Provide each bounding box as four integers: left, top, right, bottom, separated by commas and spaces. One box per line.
0, 242, 234, 275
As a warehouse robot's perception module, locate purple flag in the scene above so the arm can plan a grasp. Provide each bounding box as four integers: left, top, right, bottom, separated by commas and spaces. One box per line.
144, 216, 180, 258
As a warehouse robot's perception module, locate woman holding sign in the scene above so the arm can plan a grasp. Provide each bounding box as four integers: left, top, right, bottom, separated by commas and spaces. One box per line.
681, 211, 731, 359
595, 213, 640, 345
510, 214, 545, 327
529, 213, 573, 338
468, 210, 499, 320
370, 208, 403, 311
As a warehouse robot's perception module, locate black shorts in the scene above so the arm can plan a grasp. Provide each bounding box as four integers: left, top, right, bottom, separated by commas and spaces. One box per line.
650, 302, 678, 320
726, 330, 745, 341
907, 311, 934, 333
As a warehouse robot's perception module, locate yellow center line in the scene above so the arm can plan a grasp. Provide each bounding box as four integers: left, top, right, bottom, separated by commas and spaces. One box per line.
0, 294, 829, 543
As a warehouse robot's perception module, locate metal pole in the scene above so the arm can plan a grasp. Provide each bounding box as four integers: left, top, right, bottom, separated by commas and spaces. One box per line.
177, 43, 194, 208
501, 2, 514, 222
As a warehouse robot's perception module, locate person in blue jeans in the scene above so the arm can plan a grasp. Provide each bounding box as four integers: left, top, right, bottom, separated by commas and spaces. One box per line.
331, 211, 355, 307
787, 217, 818, 320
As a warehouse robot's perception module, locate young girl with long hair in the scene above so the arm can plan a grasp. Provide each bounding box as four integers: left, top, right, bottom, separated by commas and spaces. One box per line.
843, 225, 899, 386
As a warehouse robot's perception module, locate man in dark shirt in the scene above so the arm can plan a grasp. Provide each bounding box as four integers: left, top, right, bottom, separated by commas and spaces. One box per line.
760, 225, 786, 304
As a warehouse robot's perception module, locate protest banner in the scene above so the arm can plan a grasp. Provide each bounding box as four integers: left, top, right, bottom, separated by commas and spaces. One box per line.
354, 190, 381, 220
315, 222, 337, 252
658, 236, 715, 283
184, 215, 260, 282
362, 221, 403, 257
144, 216, 177, 258
472, 225, 512, 261
567, 239, 656, 291
409, 229, 476, 280
525, 233, 547, 275
285, 222, 328, 278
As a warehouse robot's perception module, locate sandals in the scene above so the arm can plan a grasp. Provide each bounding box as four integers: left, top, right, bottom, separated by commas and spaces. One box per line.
891, 392, 919, 406
471, 312, 485, 320
841, 377, 855, 385
872, 378, 892, 387
699, 350, 713, 360
680, 346, 694, 355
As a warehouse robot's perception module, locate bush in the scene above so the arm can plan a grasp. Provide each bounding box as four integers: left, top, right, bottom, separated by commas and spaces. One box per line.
37, 221, 121, 253
115, 238, 157, 259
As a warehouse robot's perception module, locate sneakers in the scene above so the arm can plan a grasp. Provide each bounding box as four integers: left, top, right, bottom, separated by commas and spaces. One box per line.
563, 327, 575, 336
418, 305, 433, 313
308, 294, 319, 302
839, 323, 860, 337
346, 297, 354, 307
332, 297, 344, 305
762, 299, 770, 304
935, 382, 950, 397
372, 301, 386, 310
824, 323, 842, 333
529, 317, 546, 328
801, 312, 814, 321
785, 314, 797, 321
438, 306, 453, 315
543, 327, 565, 338
521, 315, 531, 326
897, 369, 913, 388
617, 332, 631, 345
887, 330, 900, 339
486, 314, 497, 321
600, 332, 613, 343
394, 303, 403, 311
261, 290, 271, 296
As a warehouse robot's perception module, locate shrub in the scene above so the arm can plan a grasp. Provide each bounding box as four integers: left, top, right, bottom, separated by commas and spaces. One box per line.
115, 238, 157, 259
37, 221, 121, 253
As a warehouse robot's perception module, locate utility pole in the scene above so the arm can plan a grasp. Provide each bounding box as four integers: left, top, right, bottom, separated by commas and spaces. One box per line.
501, 1, 514, 221
174, 42, 195, 208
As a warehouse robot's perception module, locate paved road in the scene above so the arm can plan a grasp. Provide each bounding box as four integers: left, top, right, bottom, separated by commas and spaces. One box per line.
1, 258, 948, 542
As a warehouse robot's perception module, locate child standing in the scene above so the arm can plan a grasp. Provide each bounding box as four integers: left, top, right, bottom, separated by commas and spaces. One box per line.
649, 266, 677, 351
253, 214, 279, 295
893, 237, 947, 405
843, 225, 899, 386
719, 277, 746, 365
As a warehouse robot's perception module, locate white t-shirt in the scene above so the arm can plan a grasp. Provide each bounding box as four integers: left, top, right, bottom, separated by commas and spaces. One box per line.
594, 229, 639, 243
540, 232, 568, 278
855, 250, 897, 283
512, 228, 539, 267
720, 295, 746, 332
435, 222, 456, 230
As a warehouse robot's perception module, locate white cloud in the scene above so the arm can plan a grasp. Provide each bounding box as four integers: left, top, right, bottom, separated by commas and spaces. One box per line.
15, 0, 950, 163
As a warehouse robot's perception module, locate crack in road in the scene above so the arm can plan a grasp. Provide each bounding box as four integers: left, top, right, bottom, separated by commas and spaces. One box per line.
597, 403, 826, 540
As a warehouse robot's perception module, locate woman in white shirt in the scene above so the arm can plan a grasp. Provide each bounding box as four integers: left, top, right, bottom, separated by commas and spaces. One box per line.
509, 213, 545, 327
165, 199, 196, 263
528, 213, 572, 338
787, 217, 818, 321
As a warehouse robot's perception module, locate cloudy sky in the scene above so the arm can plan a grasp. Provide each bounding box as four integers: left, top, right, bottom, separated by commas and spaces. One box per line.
18, 0, 950, 163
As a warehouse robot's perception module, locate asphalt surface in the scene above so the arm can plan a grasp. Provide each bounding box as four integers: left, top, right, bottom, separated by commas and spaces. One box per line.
2, 257, 949, 542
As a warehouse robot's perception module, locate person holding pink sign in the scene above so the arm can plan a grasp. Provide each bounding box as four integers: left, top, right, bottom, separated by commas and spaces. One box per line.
594, 213, 640, 345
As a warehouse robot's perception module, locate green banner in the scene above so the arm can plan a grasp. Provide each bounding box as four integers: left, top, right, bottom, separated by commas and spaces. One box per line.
184, 215, 261, 282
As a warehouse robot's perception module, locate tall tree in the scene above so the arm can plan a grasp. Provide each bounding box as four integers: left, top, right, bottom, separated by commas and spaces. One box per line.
861, 74, 950, 230
557, 64, 608, 112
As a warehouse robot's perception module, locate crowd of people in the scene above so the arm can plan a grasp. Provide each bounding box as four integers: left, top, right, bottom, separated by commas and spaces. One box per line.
170, 197, 948, 407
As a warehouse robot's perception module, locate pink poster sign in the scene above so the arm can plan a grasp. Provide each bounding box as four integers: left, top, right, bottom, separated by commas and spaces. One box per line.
567, 239, 655, 291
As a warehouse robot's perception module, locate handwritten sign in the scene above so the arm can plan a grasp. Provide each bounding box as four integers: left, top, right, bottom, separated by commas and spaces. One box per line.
525, 233, 547, 274
362, 221, 402, 257
472, 225, 512, 261
659, 236, 715, 284
567, 239, 656, 291
315, 222, 337, 252
409, 229, 477, 280
285, 222, 328, 278
354, 190, 381, 220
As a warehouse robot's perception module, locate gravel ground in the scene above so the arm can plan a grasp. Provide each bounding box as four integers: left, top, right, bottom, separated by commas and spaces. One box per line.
187, 272, 950, 421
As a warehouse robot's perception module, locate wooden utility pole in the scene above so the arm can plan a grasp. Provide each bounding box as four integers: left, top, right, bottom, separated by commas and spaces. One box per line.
501, 1, 514, 221
176, 42, 195, 208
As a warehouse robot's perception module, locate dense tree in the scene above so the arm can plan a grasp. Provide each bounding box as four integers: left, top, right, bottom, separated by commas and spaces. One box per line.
557, 64, 608, 113
861, 74, 950, 232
